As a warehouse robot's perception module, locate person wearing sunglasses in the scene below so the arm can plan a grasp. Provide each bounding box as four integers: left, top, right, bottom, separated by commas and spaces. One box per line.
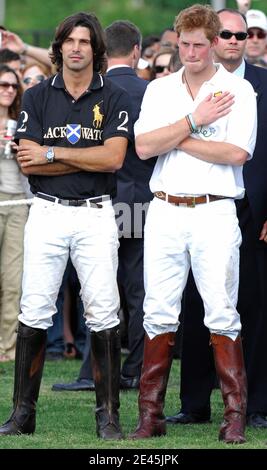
151, 47, 174, 79
21, 61, 51, 91
245, 9, 267, 68
0, 64, 29, 363
166, 7, 267, 433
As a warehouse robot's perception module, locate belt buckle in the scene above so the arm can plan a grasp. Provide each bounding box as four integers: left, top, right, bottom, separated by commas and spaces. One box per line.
89, 202, 102, 208
73, 200, 84, 206
69, 200, 78, 206
189, 197, 196, 208
88, 196, 103, 209
155, 191, 165, 199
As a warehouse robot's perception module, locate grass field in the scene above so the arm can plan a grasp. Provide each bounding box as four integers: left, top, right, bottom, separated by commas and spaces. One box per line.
0, 356, 266, 452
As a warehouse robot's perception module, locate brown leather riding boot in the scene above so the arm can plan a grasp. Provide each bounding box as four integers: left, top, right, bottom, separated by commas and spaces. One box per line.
91, 325, 123, 440
0, 322, 47, 436
210, 334, 247, 444
131, 332, 175, 439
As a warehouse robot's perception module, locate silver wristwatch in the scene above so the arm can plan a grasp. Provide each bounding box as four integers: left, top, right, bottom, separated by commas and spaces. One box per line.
46, 146, 55, 163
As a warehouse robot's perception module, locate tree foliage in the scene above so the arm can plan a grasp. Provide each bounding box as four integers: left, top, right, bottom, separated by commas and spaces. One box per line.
4, 0, 267, 47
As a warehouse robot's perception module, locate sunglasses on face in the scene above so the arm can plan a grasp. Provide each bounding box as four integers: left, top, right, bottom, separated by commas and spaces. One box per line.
155, 65, 169, 74
23, 75, 46, 85
247, 30, 267, 40
0, 81, 19, 90
219, 30, 248, 41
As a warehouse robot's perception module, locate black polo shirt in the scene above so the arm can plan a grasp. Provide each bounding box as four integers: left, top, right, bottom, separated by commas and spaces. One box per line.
15, 72, 132, 199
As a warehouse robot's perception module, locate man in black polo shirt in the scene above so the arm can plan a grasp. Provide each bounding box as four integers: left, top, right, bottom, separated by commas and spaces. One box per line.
0, 12, 131, 440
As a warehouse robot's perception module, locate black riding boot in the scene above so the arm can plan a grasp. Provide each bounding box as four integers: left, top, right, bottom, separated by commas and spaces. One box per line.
91, 325, 123, 440
0, 321, 47, 435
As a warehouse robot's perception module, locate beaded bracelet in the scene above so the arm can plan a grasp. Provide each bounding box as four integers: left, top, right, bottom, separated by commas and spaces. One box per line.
187, 113, 197, 132
185, 115, 194, 133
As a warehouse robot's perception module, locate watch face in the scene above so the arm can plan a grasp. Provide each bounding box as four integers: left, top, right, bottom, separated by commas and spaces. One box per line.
46, 147, 54, 162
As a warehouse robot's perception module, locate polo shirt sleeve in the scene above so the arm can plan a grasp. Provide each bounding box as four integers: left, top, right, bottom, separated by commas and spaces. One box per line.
134, 79, 168, 137
15, 87, 43, 144
225, 79, 257, 161
101, 85, 132, 143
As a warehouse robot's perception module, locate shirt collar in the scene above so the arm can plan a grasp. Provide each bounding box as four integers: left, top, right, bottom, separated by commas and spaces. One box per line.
176, 67, 185, 87
205, 62, 222, 86
233, 59, 245, 78
51, 71, 104, 91
177, 63, 223, 88
106, 64, 131, 72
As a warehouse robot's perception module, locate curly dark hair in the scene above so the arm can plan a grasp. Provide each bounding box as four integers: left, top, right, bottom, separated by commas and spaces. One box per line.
50, 11, 106, 73
0, 64, 22, 120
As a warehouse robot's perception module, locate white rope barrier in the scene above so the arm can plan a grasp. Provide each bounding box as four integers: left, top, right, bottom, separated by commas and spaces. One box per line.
0, 198, 33, 206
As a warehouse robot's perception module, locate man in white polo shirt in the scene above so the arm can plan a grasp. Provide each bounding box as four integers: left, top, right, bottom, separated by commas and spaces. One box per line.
130, 4, 257, 444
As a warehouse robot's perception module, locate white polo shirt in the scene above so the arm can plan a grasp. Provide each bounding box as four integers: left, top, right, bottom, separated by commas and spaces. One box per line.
134, 64, 257, 198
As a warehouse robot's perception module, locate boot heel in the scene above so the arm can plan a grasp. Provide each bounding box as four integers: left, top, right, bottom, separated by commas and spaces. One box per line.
0, 322, 46, 437
0, 410, 36, 436
130, 419, 166, 439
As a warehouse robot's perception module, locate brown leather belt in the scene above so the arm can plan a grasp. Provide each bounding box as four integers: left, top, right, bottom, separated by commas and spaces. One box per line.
154, 191, 228, 208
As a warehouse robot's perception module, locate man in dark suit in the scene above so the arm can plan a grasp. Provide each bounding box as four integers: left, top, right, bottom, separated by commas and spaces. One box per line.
166, 8, 267, 428
51, 20, 155, 392
106, 20, 155, 390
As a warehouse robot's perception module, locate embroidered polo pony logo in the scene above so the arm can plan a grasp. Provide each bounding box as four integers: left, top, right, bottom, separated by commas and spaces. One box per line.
93, 101, 104, 128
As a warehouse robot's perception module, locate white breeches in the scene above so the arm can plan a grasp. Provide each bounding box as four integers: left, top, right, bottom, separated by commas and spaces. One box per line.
143, 197, 242, 339
19, 197, 120, 332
